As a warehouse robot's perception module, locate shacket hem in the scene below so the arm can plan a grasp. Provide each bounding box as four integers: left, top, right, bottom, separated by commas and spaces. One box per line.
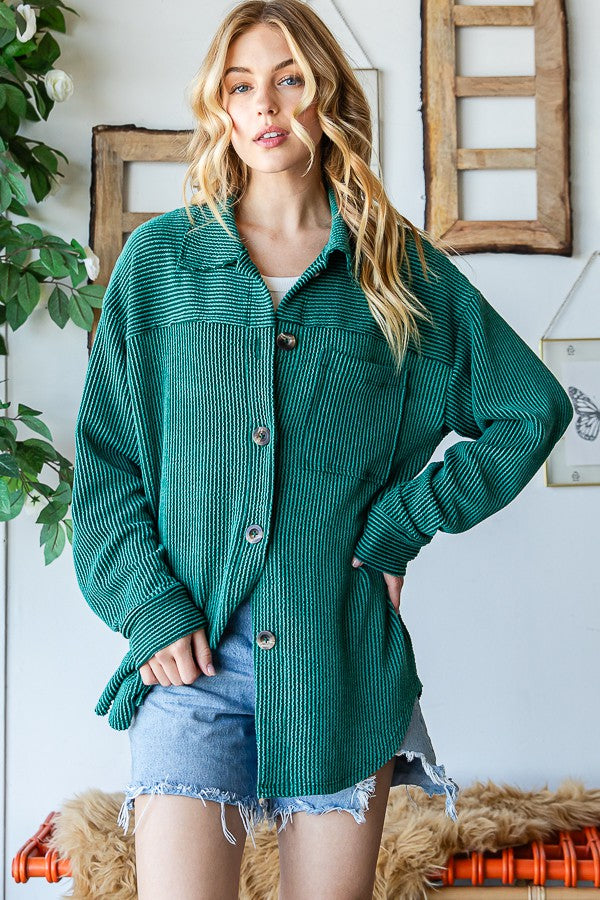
255, 674, 424, 799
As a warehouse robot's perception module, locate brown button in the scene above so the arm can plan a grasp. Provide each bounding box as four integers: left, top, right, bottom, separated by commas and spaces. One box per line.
245, 524, 264, 543
276, 331, 297, 350
257, 630, 276, 649
252, 426, 271, 445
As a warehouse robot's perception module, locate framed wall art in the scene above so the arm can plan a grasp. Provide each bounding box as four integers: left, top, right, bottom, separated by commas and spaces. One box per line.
541, 251, 600, 487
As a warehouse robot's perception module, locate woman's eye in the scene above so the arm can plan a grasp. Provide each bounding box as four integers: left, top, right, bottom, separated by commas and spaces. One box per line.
230, 75, 304, 94
280, 75, 304, 87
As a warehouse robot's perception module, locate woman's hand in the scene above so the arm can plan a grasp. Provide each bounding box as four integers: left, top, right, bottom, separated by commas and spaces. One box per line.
352, 556, 404, 614
139, 627, 216, 687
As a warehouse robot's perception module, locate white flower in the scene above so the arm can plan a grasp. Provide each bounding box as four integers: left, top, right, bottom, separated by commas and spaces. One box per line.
16, 4, 37, 42
44, 69, 74, 103
83, 246, 100, 280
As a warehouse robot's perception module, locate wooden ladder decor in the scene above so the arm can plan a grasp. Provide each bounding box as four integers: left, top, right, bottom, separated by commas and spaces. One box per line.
421, 0, 571, 255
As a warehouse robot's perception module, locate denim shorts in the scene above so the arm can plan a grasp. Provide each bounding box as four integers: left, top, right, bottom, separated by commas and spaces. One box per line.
117, 597, 459, 846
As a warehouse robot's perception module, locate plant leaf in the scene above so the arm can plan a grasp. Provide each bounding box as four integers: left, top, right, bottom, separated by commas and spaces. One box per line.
20, 414, 53, 440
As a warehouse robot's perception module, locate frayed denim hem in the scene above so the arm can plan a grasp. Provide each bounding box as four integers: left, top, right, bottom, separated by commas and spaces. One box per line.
117, 777, 265, 848
116, 757, 455, 852
395, 749, 460, 822
116, 775, 378, 847
262, 774, 377, 834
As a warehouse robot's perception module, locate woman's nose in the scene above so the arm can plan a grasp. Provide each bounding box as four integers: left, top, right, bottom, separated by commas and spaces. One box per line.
254, 86, 278, 115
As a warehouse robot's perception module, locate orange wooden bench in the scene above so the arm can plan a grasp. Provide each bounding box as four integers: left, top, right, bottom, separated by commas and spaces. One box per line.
12, 811, 600, 894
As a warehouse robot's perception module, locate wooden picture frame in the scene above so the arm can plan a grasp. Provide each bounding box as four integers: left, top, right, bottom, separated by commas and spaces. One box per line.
421, 0, 572, 254
89, 124, 192, 347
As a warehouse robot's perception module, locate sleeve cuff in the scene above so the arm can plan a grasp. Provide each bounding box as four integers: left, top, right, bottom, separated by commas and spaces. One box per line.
121, 585, 209, 667
354, 505, 429, 577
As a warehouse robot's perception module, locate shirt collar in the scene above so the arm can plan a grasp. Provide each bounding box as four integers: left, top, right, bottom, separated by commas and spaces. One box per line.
177, 182, 355, 278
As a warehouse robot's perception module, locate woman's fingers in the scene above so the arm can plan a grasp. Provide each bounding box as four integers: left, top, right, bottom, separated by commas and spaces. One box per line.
351, 556, 405, 613
149, 653, 183, 686
139, 661, 158, 686
151, 638, 195, 685
383, 572, 404, 613
138, 629, 216, 686
191, 628, 217, 677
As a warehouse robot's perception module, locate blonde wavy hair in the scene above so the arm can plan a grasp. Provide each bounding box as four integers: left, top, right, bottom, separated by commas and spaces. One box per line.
181, 0, 457, 369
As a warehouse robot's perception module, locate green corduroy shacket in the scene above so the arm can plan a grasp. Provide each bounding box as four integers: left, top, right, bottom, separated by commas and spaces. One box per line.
71, 182, 574, 800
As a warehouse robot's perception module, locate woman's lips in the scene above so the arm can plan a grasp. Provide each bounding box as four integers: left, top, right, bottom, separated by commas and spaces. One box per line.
255, 132, 289, 148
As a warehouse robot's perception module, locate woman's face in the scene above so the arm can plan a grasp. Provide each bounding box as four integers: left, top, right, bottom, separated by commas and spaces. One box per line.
220, 24, 322, 175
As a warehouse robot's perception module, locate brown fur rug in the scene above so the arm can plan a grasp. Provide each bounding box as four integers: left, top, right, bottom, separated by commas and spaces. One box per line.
47, 778, 600, 899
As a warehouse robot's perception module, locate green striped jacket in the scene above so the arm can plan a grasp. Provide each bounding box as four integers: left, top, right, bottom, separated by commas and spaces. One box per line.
71, 182, 573, 799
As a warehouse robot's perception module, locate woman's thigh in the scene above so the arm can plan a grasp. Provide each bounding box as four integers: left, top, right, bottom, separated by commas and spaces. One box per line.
133, 793, 247, 900
276, 755, 396, 900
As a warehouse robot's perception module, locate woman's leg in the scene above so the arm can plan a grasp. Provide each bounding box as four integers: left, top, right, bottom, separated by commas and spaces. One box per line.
276, 756, 396, 900
125, 599, 261, 898
278, 758, 394, 900
134, 793, 248, 900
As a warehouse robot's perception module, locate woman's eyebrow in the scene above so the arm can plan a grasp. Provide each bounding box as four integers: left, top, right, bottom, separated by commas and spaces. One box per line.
224, 58, 294, 77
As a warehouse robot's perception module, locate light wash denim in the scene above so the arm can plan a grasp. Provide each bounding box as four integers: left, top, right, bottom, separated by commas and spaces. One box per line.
118, 596, 459, 846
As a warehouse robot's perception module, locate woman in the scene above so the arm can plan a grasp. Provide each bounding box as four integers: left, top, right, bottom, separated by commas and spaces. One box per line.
71, 1, 573, 897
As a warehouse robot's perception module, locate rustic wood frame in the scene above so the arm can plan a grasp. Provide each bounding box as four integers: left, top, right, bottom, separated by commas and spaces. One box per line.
89, 124, 192, 347
421, 0, 572, 254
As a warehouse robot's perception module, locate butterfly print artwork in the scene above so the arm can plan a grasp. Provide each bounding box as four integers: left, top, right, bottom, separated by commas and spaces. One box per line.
568, 386, 600, 441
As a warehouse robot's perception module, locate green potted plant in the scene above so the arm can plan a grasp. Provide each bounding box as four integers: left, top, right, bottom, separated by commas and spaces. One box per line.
0, 0, 105, 563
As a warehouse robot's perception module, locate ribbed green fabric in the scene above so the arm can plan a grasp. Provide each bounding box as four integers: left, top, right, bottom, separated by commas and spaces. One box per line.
71, 181, 573, 798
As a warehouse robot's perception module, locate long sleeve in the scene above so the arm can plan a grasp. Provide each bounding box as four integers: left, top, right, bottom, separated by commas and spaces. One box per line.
353, 283, 574, 577
71, 231, 208, 667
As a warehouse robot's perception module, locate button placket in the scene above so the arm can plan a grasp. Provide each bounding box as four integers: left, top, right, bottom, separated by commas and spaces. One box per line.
248, 424, 269, 621
244, 322, 278, 740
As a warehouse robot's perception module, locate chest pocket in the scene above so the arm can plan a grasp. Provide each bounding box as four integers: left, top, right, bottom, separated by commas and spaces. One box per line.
302, 348, 409, 485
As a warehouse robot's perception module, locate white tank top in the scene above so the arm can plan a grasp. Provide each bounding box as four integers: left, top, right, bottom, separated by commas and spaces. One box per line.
260, 273, 301, 311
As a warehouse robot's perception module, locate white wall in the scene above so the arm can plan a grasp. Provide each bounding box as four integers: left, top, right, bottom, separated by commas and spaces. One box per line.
5, 0, 598, 895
